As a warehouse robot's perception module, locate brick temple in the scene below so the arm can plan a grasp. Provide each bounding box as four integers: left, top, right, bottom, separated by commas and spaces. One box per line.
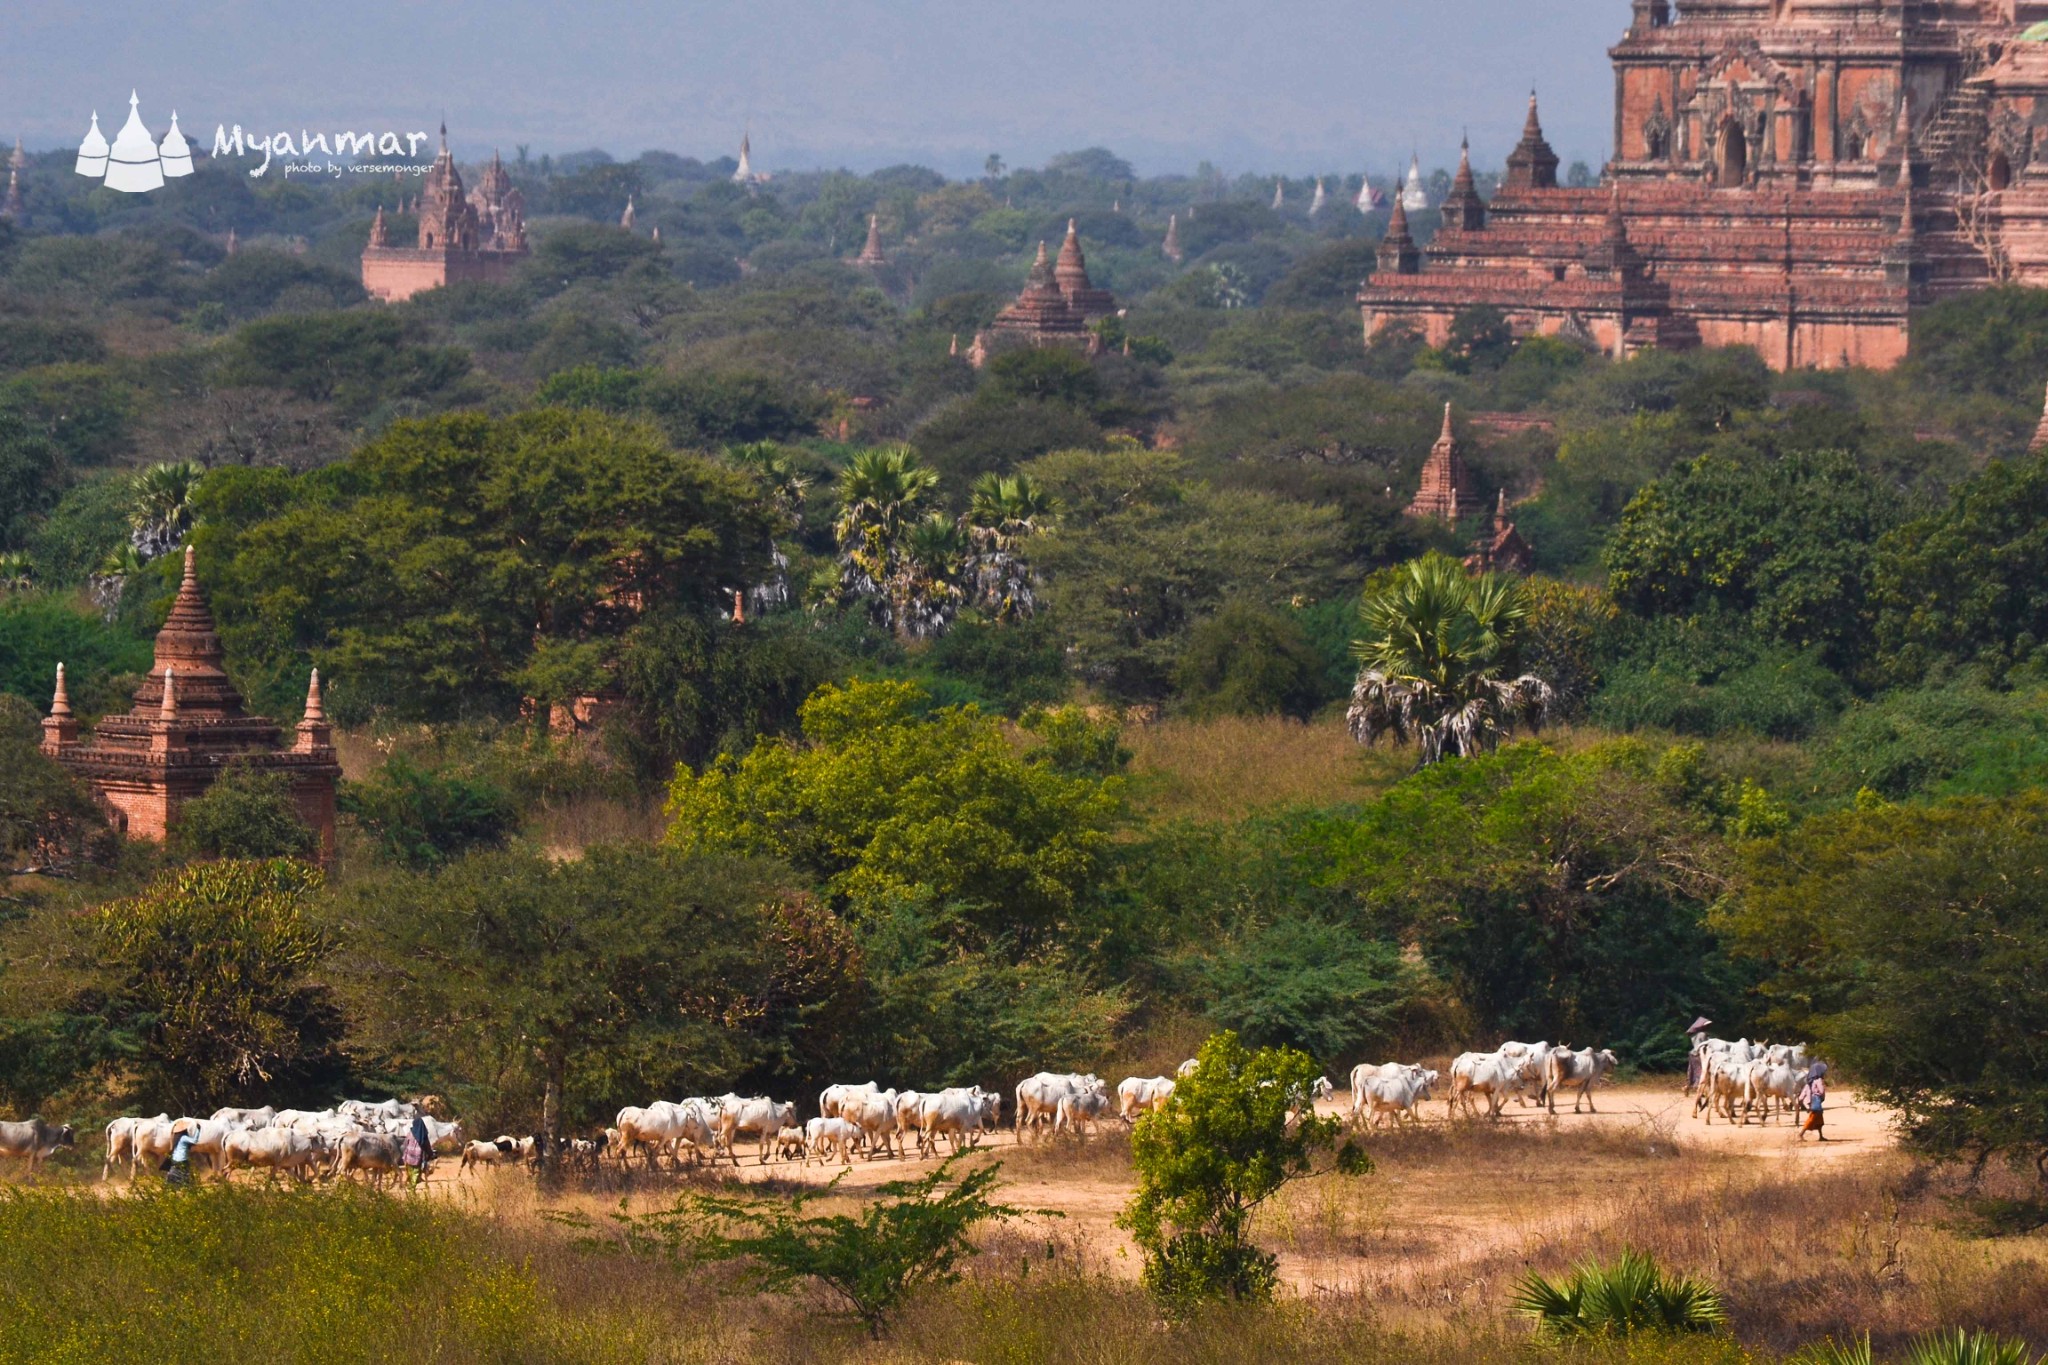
41, 548, 340, 859
970, 220, 1120, 365
1362, 1, 2048, 370
1405, 405, 1537, 573
361, 126, 528, 303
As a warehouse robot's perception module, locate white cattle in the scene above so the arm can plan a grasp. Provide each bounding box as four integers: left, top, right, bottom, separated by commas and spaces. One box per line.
222, 1127, 329, 1182
893, 1090, 929, 1150
1116, 1076, 1176, 1121
774, 1128, 807, 1162
918, 1090, 995, 1156
718, 1097, 797, 1166
1014, 1073, 1105, 1140
1496, 1042, 1555, 1106
1741, 1059, 1805, 1125
1693, 1053, 1750, 1125
126, 1114, 180, 1178
838, 1091, 903, 1160
168, 1117, 245, 1174
335, 1131, 404, 1187
457, 1135, 534, 1174
338, 1098, 419, 1125
818, 1082, 880, 1121
1543, 1047, 1620, 1114
421, 1116, 466, 1155
0, 1118, 74, 1173
1449, 1050, 1541, 1120
613, 1106, 660, 1168
1349, 1063, 1438, 1129
804, 1116, 860, 1166
1054, 1088, 1113, 1138
207, 1105, 275, 1130
1176, 1058, 1200, 1078
646, 1099, 720, 1167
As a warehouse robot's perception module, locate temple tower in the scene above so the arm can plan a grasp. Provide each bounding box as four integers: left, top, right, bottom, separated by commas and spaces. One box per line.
1405, 405, 1483, 522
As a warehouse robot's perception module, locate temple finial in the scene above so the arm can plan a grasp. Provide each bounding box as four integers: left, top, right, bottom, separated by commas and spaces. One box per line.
160, 667, 178, 719
1440, 402, 1455, 441
50, 663, 72, 718
304, 668, 325, 722
180, 545, 198, 590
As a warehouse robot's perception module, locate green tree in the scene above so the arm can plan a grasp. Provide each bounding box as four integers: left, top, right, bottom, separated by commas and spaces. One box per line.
1175, 599, 1329, 720
169, 764, 318, 862
612, 608, 838, 777
91, 860, 341, 1111
196, 411, 775, 719
1197, 918, 1413, 1059
319, 845, 860, 1139
1874, 450, 2048, 684
126, 461, 203, 560
1513, 1251, 1727, 1339
1725, 794, 2048, 1174
834, 446, 956, 639
218, 310, 471, 414
1605, 447, 1901, 672
0, 693, 103, 871
1347, 554, 1553, 764
961, 471, 1055, 621
1118, 1031, 1363, 1309
665, 680, 1123, 946
0, 409, 64, 552
337, 754, 516, 869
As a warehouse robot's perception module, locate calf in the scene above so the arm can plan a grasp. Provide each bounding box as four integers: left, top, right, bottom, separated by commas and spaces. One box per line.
1054, 1089, 1113, 1138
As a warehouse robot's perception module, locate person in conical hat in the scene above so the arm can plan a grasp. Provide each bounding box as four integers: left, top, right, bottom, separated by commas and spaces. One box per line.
75, 111, 109, 179
103, 91, 164, 194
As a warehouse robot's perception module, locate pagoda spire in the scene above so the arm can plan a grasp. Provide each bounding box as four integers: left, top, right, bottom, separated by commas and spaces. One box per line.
855, 212, 887, 266
160, 668, 178, 720
1163, 213, 1184, 264
2031, 377, 2048, 454
1406, 405, 1482, 522
1309, 176, 1327, 217
1504, 90, 1560, 190
1271, 178, 1285, 211
40, 663, 78, 754
1377, 192, 1420, 275
620, 195, 636, 230
1442, 136, 1487, 231
367, 206, 387, 248
295, 668, 333, 754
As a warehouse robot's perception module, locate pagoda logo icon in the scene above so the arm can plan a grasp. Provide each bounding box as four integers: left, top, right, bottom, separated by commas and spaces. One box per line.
75, 91, 193, 193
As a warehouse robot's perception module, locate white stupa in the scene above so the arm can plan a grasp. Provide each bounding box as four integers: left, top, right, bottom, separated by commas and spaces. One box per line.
1271, 178, 1285, 210
103, 92, 163, 193
1308, 176, 1327, 217
74, 111, 109, 179
1400, 154, 1429, 213
158, 111, 193, 178
1356, 175, 1378, 213
733, 131, 753, 183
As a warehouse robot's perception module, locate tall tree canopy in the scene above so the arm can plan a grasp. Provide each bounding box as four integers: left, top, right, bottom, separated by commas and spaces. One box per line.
196, 410, 777, 719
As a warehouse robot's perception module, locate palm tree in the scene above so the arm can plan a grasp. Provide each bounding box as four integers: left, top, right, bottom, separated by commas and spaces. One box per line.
1347, 553, 1553, 764
1512, 1250, 1726, 1340
0, 551, 33, 592
834, 446, 944, 637
893, 513, 967, 640
130, 461, 204, 560
963, 472, 1057, 620
728, 441, 813, 614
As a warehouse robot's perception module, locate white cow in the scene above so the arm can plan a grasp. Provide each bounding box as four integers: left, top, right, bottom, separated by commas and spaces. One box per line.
168, 1117, 246, 1175
838, 1091, 903, 1160
918, 1089, 997, 1156
207, 1105, 275, 1130
1693, 1053, 1751, 1125
335, 1131, 405, 1187
1176, 1058, 1200, 1078
1116, 1076, 1176, 1121
717, 1097, 797, 1166
126, 1114, 180, 1179
1014, 1073, 1105, 1140
457, 1135, 534, 1173
222, 1127, 329, 1182
819, 1082, 880, 1121
804, 1116, 860, 1166
1543, 1047, 1620, 1114
1496, 1042, 1555, 1106
1054, 1088, 1113, 1138
1449, 1051, 1541, 1120
1350, 1063, 1438, 1129
647, 1099, 721, 1167
1741, 1059, 1806, 1125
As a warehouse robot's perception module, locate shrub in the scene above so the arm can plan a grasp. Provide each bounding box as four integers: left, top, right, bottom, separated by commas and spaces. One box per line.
1174, 600, 1329, 721
1905, 1330, 2044, 1365
1196, 918, 1413, 1060
338, 754, 517, 869
169, 764, 318, 861
1119, 1031, 1365, 1311
1512, 1250, 1727, 1339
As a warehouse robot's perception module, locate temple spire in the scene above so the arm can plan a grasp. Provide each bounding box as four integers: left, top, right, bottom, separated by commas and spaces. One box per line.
2032, 377, 2048, 454
620, 195, 636, 230
1504, 90, 1560, 190
41, 663, 78, 754
50, 664, 71, 719
855, 212, 887, 266
1163, 212, 1184, 264
160, 668, 178, 719
1442, 136, 1487, 231
1406, 404, 1481, 522
1377, 192, 1420, 274
295, 668, 333, 754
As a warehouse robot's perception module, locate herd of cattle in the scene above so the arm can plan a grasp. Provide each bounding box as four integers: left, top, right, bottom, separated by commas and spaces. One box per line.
0, 1035, 1820, 1182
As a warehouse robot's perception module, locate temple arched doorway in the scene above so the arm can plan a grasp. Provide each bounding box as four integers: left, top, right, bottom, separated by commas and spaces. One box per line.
1718, 118, 1747, 187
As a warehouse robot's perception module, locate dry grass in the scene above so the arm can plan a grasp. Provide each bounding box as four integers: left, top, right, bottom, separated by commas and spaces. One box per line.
1122, 714, 1409, 822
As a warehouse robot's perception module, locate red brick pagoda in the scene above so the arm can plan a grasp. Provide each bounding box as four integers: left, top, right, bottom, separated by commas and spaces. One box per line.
1407, 404, 1485, 522
362, 127, 528, 303
42, 548, 340, 860
1362, 1, 2048, 371
973, 220, 1120, 365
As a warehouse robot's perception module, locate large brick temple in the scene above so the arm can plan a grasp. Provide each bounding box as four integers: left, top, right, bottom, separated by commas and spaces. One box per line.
1362, 1, 2048, 370
361, 126, 528, 303
41, 548, 340, 860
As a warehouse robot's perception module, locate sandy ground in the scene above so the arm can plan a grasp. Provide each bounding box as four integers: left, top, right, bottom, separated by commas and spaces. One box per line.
423, 1080, 1896, 1290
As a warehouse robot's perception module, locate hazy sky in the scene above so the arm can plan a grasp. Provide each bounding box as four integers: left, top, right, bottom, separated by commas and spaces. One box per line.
14, 1, 1623, 178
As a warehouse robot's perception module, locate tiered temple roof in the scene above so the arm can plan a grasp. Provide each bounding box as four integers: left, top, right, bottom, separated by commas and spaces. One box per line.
978, 221, 1120, 362
361, 125, 528, 302
1406, 405, 1484, 523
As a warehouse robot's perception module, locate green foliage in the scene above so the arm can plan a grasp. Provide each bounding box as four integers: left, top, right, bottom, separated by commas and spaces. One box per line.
614, 608, 841, 775
1813, 684, 2048, 800
91, 860, 341, 1111
0, 693, 103, 869
915, 612, 1070, 713
0, 592, 151, 714
679, 1157, 1037, 1339
665, 680, 1123, 946
1904, 1330, 2044, 1365
535, 364, 826, 446
1306, 742, 1738, 1046
1727, 794, 2048, 1173
319, 845, 859, 1134
168, 764, 319, 862
1592, 614, 1848, 741
0, 1185, 557, 1359
24, 473, 133, 586
1512, 1250, 1727, 1339
219, 310, 471, 414
1119, 1031, 1363, 1310
1874, 450, 2048, 685
338, 754, 517, 869
1905, 286, 2048, 405
1605, 447, 1901, 672
0, 408, 65, 551
1175, 600, 1330, 720
1196, 918, 1412, 1060
196, 410, 775, 719
0, 317, 107, 373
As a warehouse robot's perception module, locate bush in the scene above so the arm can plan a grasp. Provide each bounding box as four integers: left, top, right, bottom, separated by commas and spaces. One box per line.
1119, 1031, 1364, 1311
1196, 918, 1412, 1060
338, 754, 517, 869
1174, 600, 1329, 720
1513, 1250, 1727, 1340
169, 764, 318, 861
1812, 684, 2048, 800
